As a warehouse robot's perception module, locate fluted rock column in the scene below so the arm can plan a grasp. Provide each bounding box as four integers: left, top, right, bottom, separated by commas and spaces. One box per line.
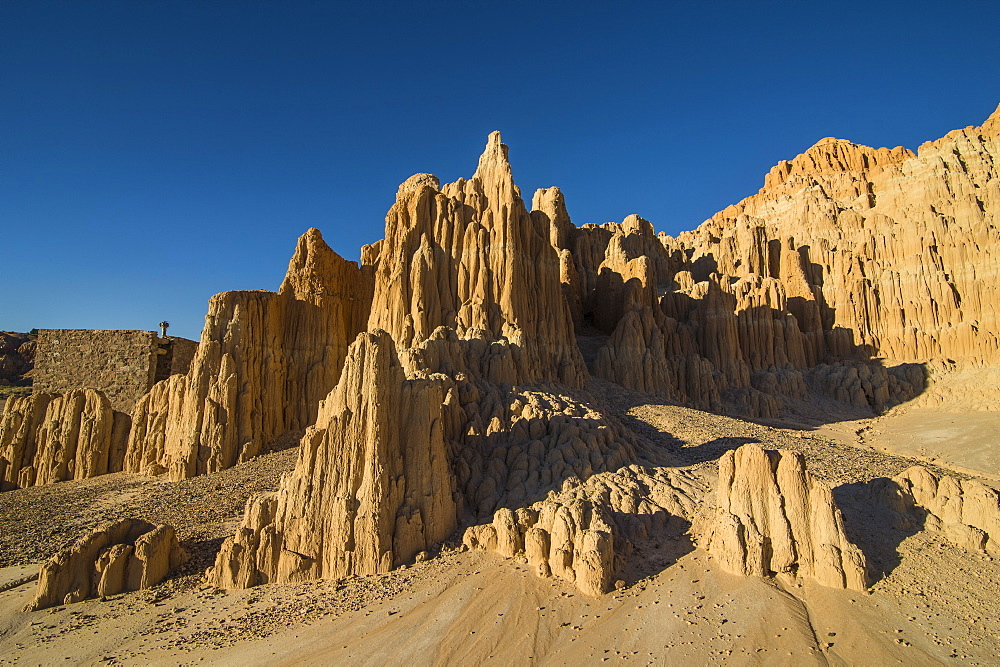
207, 330, 458, 587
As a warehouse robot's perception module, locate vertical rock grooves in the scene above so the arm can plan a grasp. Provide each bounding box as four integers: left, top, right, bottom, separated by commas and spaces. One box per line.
204, 107, 1000, 594
0, 389, 129, 491
124, 228, 372, 480
704, 444, 869, 590
561, 105, 1000, 417
207, 330, 457, 586
25, 519, 186, 611
367, 132, 587, 387
880, 465, 1000, 555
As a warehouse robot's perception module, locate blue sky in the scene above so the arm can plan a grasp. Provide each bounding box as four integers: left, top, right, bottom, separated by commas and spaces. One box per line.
2, 0, 998, 340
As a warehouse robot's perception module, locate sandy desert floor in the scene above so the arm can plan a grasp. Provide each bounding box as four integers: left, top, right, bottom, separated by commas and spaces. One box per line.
2, 378, 999, 665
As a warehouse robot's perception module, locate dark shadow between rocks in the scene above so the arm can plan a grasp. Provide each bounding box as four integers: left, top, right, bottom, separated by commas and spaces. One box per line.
175, 536, 227, 580
612, 514, 696, 586
833, 479, 921, 584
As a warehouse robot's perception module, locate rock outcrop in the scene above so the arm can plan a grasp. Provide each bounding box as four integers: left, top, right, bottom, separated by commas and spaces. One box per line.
366, 132, 586, 387
665, 112, 1000, 367
206, 330, 457, 587
0, 389, 130, 491
205, 107, 1000, 594
569, 105, 1000, 417
463, 465, 704, 595
704, 444, 869, 590
464, 499, 615, 596
25, 519, 186, 611
124, 228, 372, 480
881, 466, 1000, 555
207, 135, 644, 590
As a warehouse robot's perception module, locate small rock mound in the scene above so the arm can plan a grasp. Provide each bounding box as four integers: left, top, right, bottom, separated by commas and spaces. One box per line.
704, 443, 869, 590
25, 518, 186, 611
464, 498, 615, 596
463, 465, 704, 595
881, 466, 1000, 555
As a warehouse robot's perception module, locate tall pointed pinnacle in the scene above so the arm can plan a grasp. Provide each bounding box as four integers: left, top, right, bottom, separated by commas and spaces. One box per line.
472, 131, 518, 201
475, 131, 510, 171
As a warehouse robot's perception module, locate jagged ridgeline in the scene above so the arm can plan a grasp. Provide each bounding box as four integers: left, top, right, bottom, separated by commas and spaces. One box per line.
2, 106, 1000, 594
125, 106, 998, 486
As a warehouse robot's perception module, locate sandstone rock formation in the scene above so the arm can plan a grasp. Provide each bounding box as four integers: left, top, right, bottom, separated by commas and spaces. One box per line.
664, 109, 1000, 366
704, 444, 869, 590
880, 466, 1000, 555
559, 104, 1000, 417
205, 108, 1000, 593
463, 465, 704, 595
25, 518, 186, 611
0, 389, 130, 491
124, 228, 371, 480
206, 330, 457, 587
366, 132, 586, 387
207, 135, 644, 590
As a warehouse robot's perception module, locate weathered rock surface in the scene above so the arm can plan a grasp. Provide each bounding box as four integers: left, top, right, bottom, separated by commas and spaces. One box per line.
197, 108, 1000, 596
880, 466, 1000, 555
366, 132, 586, 387
124, 228, 371, 480
704, 443, 869, 590
463, 465, 704, 595
206, 330, 457, 587
25, 518, 186, 611
207, 135, 645, 590
0, 389, 130, 491
0, 331, 35, 388
565, 105, 1000, 416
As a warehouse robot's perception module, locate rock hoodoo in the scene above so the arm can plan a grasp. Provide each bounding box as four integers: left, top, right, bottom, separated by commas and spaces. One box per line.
571, 106, 1000, 416
367, 132, 586, 387
206, 330, 457, 586
463, 464, 705, 595
703, 443, 869, 590
25, 519, 186, 611
7, 106, 1000, 606
201, 108, 1000, 595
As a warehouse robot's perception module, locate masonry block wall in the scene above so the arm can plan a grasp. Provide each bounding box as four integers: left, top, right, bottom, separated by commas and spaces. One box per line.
33, 330, 197, 412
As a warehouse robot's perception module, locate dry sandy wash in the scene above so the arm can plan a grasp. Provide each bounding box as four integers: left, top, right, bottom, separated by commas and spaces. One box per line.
3, 104, 1000, 664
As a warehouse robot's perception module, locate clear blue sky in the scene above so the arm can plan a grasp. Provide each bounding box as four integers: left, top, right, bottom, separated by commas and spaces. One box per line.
2, 0, 998, 340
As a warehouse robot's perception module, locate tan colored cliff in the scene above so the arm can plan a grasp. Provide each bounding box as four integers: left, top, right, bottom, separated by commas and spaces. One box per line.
704, 444, 869, 590
0, 389, 130, 491
201, 108, 999, 593
206, 329, 457, 587
25, 518, 186, 611
665, 103, 1000, 366
206, 137, 659, 591
124, 228, 371, 480
569, 105, 1000, 416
